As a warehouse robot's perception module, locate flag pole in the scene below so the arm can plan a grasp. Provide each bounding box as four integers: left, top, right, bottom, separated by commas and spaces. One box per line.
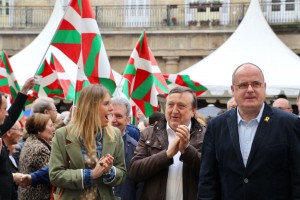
71, 100, 75, 119
113, 76, 125, 98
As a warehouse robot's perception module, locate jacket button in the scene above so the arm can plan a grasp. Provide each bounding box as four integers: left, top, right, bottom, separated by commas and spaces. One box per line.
244, 178, 248, 183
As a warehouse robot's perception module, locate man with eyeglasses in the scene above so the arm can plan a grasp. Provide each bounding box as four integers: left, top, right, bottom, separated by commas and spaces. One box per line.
2, 121, 23, 162
0, 77, 35, 200
2, 121, 23, 199
272, 98, 293, 113
198, 63, 300, 200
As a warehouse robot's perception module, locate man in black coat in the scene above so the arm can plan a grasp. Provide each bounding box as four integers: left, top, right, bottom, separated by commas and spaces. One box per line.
197, 63, 300, 200
2, 121, 23, 199
0, 77, 34, 200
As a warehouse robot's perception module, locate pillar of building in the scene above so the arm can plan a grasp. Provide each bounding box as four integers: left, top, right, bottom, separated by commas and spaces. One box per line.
163, 56, 179, 74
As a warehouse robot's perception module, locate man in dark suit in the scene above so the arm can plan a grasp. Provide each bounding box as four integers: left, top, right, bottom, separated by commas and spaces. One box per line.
197, 63, 300, 200
0, 77, 35, 200
111, 97, 142, 200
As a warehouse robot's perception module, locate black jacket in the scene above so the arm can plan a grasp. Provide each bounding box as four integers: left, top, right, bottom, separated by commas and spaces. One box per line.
198, 104, 300, 200
0, 92, 28, 200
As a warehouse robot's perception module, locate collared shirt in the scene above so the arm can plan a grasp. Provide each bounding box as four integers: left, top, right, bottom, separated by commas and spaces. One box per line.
121, 131, 126, 143
165, 122, 191, 200
9, 155, 17, 169
237, 104, 264, 166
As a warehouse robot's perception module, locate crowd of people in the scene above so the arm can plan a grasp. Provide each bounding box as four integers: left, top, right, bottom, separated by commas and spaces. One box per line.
1, 62, 300, 200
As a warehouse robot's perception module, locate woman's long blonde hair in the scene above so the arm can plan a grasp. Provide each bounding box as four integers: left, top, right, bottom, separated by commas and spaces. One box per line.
71, 84, 115, 155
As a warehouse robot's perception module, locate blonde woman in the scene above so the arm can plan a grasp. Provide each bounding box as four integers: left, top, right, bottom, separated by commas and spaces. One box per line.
50, 84, 126, 200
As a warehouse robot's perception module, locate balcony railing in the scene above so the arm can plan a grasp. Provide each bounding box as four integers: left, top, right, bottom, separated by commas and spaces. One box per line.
0, 2, 299, 30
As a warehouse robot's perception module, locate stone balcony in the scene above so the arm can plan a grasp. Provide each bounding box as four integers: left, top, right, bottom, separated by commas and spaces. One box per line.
0, 2, 299, 79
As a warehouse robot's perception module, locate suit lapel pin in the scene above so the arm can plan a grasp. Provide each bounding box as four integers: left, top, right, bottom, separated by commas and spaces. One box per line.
264, 116, 270, 122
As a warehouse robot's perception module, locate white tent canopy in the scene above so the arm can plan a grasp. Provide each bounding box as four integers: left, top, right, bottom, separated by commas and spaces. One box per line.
180, 0, 300, 96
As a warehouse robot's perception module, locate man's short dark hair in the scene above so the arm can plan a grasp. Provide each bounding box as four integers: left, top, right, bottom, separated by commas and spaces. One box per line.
169, 86, 197, 109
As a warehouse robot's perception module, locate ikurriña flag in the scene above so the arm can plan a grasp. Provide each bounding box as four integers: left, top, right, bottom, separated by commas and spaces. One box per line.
122, 31, 169, 117
0, 51, 21, 102
50, 0, 116, 95
74, 64, 90, 104
33, 53, 75, 100
49, 53, 75, 100
0, 50, 27, 119
163, 74, 207, 96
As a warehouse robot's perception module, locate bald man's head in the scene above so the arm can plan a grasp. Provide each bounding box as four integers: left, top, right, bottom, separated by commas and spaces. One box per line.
272, 98, 293, 113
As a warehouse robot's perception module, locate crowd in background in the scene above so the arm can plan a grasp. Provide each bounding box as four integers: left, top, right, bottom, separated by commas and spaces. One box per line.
1, 63, 300, 200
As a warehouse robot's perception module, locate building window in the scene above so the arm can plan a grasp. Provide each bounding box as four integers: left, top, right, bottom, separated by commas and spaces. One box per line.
124, 0, 149, 27
0, 0, 9, 15
272, 0, 281, 11
285, 0, 294, 11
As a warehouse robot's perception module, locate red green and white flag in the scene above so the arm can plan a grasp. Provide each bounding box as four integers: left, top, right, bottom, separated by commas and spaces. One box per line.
0, 51, 21, 102
122, 31, 169, 117
0, 51, 27, 120
33, 54, 75, 100
131, 105, 137, 125
74, 64, 90, 104
33, 57, 56, 97
25, 92, 38, 106
49, 53, 75, 100
163, 74, 207, 96
50, 0, 116, 95
25, 59, 52, 106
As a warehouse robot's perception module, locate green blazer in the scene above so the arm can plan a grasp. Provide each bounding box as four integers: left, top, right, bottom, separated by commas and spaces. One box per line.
49, 125, 126, 200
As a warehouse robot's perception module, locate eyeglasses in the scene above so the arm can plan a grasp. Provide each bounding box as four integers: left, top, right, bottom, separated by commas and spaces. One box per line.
275, 106, 291, 111
11, 128, 24, 132
234, 81, 262, 89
